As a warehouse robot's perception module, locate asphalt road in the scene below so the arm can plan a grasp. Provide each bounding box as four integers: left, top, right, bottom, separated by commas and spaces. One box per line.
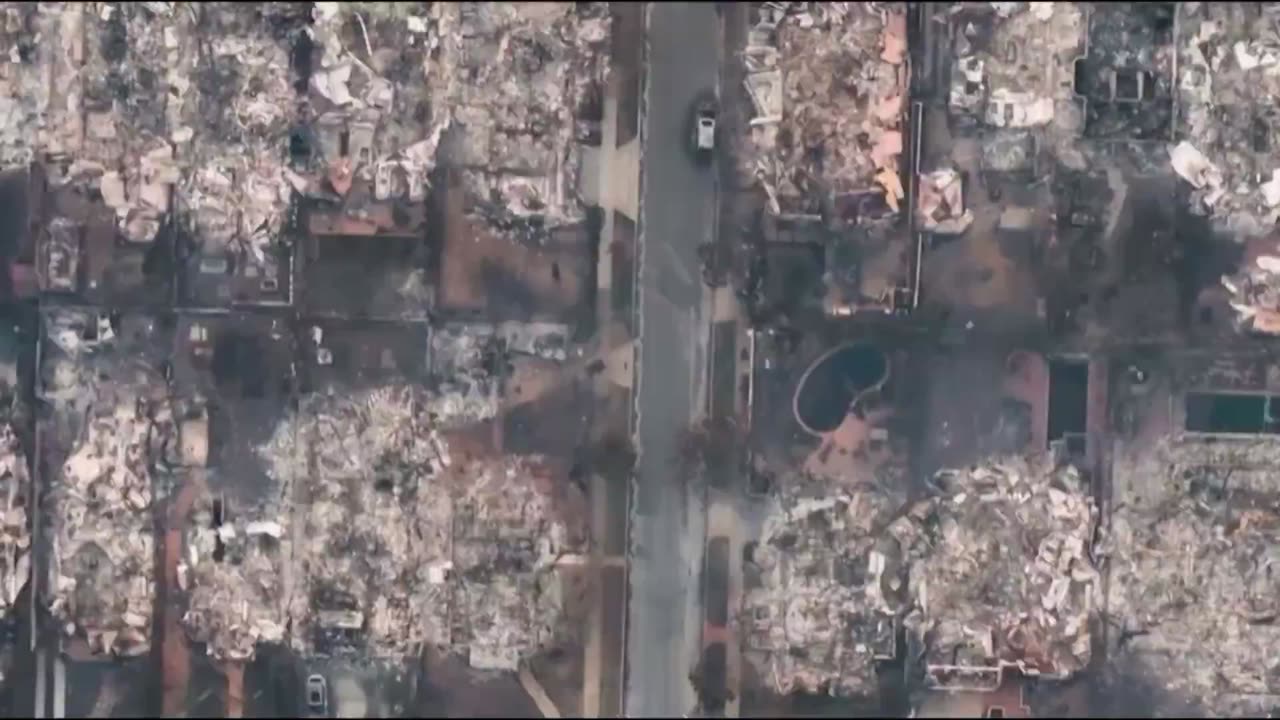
625, 3, 720, 717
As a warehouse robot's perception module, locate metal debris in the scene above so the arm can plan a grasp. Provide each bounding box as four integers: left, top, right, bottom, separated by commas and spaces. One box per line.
180, 492, 287, 662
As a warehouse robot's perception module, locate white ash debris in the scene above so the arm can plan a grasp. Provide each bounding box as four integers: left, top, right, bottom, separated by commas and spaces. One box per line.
306, 2, 448, 210
744, 2, 908, 216
743, 456, 1098, 698
259, 384, 452, 658
1177, 4, 1280, 239
452, 458, 586, 671
258, 384, 580, 665
178, 3, 297, 277
742, 486, 904, 698
903, 456, 1099, 683
946, 3, 1083, 130
1220, 251, 1280, 335
917, 168, 973, 235
179, 493, 286, 663
41, 311, 176, 658
73, 2, 190, 245
428, 324, 506, 425
1, 3, 301, 272
437, 2, 610, 242
0, 423, 30, 614
259, 385, 452, 483
306, 2, 609, 243
0, 4, 49, 168
1105, 446, 1280, 712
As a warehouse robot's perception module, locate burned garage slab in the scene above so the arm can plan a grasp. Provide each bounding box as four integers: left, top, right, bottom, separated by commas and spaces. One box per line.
299, 202, 435, 321
301, 319, 431, 395
437, 170, 598, 329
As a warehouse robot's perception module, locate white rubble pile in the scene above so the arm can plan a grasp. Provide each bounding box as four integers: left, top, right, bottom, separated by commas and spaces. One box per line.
916, 168, 973, 235
42, 313, 174, 657
428, 324, 505, 425
1177, 4, 1280, 238
903, 456, 1099, 682
179, 494, 287, 662
0, 423, 30, 613
0, 4, 46, 169
1220, 252, 1280, 335
744, 2, 908, 215
178, 4, 296, 276
306, 2, 448, 211
1105, 451, 1280, 713
0, 4, 300, 271
259, 384, 578, 665
260, 384, 453, 657
452, 459, 584, 671
742, 487, 903, 697
946, 2, 1079, 130
308, 2, 609, 243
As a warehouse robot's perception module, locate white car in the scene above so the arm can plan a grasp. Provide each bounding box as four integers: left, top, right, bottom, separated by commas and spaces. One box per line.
690, 96, 718, 159
306, 674, 328, 717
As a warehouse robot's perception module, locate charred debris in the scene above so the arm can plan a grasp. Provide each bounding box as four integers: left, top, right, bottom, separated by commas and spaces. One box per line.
729, 1, 1280, 718
0, 2, 616, 701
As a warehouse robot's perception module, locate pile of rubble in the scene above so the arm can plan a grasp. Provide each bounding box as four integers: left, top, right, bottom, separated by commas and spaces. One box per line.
1220, 250, 1280, 334
257, 384, 452, 657
903, 456, 1099, 682
176, 3, 299, 277
744, 2, 908, 216
1176, 3, 1280, 239
1105, 455, 1280, 712
452, 458, 587, 670
179, 492, 287, 662
303, 2, 609, 244
946, 2, 1076, 130
2, 4, 304, 280
42, 312, 175, 657
258, 383, 581, 665
0, 423, 29, 614
744, 455, 1099, 698
427, 324, 509, 424
917, 168, 973, 235
0, 4, 44, 169
742, 487, 903, 697
431, 2, 608, 242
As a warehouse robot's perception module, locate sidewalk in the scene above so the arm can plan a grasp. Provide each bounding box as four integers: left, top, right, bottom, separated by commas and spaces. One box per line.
577, 5, 644, 715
